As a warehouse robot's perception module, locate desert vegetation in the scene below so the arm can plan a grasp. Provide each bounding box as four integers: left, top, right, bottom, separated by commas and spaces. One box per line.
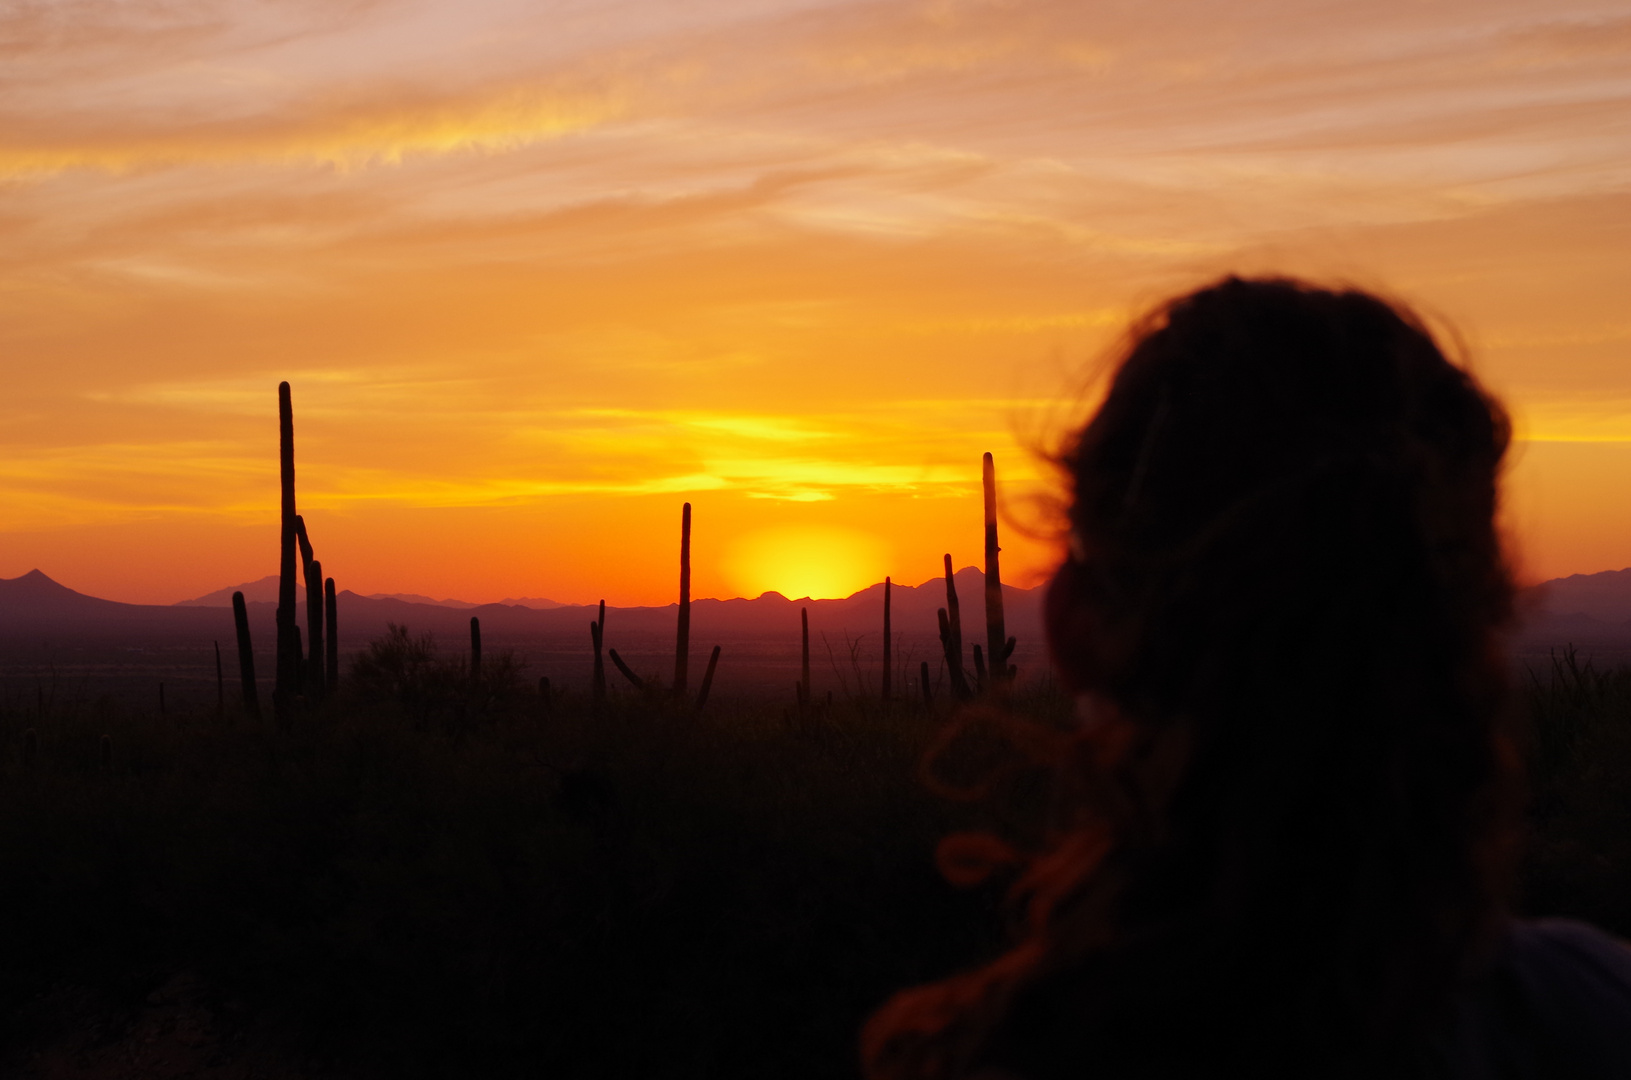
0, 638, 1629, 1077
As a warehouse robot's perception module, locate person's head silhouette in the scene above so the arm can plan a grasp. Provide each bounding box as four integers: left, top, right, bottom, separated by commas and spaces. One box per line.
862, 277, 1591, 1079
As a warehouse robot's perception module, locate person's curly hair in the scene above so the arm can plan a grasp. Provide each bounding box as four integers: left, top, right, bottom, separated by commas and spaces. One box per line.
863, 277, 1522, 1079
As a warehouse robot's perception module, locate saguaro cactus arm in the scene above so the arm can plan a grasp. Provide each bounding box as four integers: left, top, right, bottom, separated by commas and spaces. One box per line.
608, 648, 645, 692
306, 557, 325, 700
295, 515, 314, 568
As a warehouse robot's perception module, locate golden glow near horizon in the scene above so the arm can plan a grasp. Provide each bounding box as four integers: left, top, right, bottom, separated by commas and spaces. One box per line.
727, 525, 893, 600
2, 1, 1629, 604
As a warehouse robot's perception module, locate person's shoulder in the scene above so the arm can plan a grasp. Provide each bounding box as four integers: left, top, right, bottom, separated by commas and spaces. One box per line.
1502, 918, 1631, 1075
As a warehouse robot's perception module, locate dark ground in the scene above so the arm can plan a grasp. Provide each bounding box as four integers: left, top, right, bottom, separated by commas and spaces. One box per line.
0, 637, 1627, 1079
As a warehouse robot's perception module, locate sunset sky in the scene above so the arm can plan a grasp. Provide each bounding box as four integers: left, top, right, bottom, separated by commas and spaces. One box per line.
3, 0, 1629, 605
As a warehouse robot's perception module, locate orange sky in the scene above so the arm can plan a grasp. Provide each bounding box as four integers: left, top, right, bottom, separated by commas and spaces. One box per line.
2, 0, 1629, 605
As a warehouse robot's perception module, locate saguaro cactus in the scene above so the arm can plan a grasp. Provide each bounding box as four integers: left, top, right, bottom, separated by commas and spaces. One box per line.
275, 382, 298, 716
324, 577, 338, 690
674, 502, 691, 695
695, 645, 721, 714
233, 590, 260, 722
882, 577, 892, 701
590, 599, 606, 703
982, 452, 1012, 688
470, 616, 483, 694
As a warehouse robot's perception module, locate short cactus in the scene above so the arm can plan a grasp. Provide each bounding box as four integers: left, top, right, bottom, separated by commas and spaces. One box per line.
324, 577, 338, 690
590, 600, 606, 703
674, 503, 691, 695
232, 590, 261, 722
695, 645, 721, 714
882, 577, 892, 702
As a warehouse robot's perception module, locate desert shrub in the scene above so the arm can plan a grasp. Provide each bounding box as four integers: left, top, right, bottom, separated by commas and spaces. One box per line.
345, 623, 526, 728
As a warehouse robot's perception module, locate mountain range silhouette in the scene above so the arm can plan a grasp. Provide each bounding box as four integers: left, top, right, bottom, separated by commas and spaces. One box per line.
7, 566, 1631, 660
0, 566, 1043, 654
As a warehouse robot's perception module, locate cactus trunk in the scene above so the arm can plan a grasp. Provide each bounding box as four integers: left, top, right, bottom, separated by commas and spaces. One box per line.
674, 502, 691, 694
470, 616, 482, 693
232, 591, 260, 722
275, 381, 298, 716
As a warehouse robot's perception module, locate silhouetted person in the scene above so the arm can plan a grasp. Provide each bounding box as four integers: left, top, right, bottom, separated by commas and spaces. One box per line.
864, 278, 1631, 1079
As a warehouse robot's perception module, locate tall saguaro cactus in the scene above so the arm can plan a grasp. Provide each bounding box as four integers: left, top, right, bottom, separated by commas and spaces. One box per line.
233, 591, 260, 722
982, 452, 1013, 688
275, 381, 298, 716
674, 502, 691, 695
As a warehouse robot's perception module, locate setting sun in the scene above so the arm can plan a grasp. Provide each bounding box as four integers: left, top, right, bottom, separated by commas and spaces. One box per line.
726, 525, 890, 601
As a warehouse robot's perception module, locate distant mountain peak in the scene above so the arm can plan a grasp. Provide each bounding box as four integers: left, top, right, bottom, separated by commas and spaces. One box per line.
174, 575, 281, 607
2, 569, 85, 597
